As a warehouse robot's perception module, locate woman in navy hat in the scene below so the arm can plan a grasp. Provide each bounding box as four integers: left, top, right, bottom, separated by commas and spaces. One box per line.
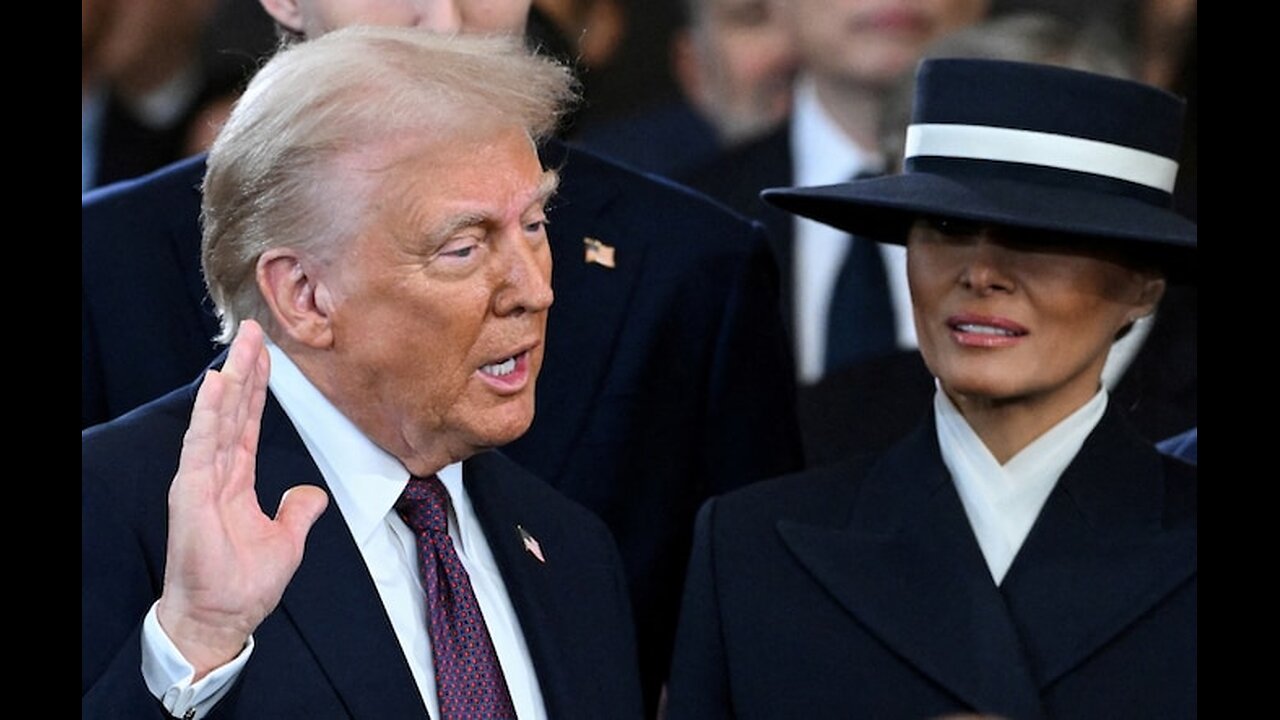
664, 58, 1195, 720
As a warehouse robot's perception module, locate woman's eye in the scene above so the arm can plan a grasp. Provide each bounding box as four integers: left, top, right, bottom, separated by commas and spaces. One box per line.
525, 219, 547, 234
927, 216, 981, 237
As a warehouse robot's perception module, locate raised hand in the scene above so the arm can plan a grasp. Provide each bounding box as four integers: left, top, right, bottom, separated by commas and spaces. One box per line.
155, 320, 329, 679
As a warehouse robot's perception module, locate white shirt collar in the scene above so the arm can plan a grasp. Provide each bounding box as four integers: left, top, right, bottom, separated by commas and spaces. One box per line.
790, 75, 915, 383
791, 75, 883, 187
265, 341, 469, 549
935, 384, 1108, 584
126, 62, 204, 129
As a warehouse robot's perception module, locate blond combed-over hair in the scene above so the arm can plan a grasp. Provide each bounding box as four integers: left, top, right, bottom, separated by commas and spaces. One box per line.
201, 25, 578, 343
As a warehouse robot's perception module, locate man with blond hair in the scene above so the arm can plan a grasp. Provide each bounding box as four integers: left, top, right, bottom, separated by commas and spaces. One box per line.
83, 27, 644, 719
82, 2, 805, 711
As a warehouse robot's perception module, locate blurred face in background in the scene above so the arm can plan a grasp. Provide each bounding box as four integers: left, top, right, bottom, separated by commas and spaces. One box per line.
780, 0, 989, 90
83, 0, 218, 90
259, 0, 533, 38
674, 0, 798, 142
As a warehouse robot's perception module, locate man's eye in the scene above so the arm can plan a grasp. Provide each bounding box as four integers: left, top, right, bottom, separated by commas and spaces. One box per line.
524, 219, 548, 234
438, 240, 479, 259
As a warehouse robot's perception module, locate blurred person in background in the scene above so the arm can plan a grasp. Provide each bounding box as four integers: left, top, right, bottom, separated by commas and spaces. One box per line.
82, 0, 249, 191
575, 0, 797, 178
681, 0, 991, 387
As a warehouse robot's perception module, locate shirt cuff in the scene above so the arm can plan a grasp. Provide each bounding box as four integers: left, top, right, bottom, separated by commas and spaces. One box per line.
140, 601, 255, 719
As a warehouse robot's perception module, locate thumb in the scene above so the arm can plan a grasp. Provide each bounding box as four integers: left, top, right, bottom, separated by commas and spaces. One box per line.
276, 485, 330, 540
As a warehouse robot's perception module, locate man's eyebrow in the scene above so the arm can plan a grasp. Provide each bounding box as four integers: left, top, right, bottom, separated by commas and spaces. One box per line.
529, 169, 561, 211
426, 171, 562, 246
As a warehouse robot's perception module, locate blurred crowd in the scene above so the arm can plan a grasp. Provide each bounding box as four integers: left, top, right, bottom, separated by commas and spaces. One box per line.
84, 0, 1197, 202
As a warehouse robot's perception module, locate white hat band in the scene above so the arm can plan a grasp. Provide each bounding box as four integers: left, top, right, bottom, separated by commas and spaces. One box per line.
904, 123, 1179, 193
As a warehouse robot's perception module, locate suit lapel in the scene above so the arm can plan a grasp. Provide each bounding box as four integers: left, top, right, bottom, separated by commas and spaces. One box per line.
462, 451, 610, 718
777, 421, 1047, 719
506, 141, 649, 483
255, 394, 429, 719
998, 405, 1196, 687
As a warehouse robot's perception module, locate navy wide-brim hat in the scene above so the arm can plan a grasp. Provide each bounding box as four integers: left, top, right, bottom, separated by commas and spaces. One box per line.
762, 58, 1197, 282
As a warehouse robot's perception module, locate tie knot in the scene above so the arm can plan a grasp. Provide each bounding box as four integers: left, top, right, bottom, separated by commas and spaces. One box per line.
395, 474, 450, 537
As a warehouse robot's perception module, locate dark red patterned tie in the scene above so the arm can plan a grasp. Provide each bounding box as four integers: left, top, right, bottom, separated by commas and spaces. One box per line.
395, 474, 517, 720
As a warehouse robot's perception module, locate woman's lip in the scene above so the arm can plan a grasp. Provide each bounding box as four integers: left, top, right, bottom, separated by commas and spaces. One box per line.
946, 314, 1028, 348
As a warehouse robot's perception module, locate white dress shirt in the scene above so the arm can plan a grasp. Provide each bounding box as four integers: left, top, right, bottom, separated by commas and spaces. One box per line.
935, 385, 1108, 585
141, 341, 547, 719
790, 76, 916, 385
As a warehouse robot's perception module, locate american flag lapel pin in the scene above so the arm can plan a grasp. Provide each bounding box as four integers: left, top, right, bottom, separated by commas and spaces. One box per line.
516, 524, 546, 563
583, 237, 616, 269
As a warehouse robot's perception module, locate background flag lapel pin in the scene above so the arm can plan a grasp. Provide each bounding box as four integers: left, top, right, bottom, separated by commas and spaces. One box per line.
517, 524, 546, 563
583, 237, 616, 269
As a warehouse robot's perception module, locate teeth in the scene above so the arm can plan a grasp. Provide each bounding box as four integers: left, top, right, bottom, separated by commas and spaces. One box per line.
481, 356, 517, 377
956, 323, 1016, 336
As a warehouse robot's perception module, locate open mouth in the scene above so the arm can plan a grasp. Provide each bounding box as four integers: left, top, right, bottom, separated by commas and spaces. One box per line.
480, 354, 520, 377
475, 347, 536, 393
949, 322, 1026, 337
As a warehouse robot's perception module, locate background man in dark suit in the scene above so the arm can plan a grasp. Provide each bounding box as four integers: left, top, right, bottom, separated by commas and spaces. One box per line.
681, 0, 990, 387
81, 2, 803, 710
83, 28, 643, 718
574, 0, 799, 179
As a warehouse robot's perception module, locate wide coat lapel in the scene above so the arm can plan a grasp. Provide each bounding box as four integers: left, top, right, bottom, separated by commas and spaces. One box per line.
777, 420, 1047, 719
998, 404, 1197, 688
254, 394, 429, 719
508, 141, 650, 482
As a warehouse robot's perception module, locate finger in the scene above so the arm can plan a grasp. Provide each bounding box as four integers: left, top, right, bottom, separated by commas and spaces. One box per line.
223, 321, 263, 446
275, 485, 330, 545
175, 369, 228, 497
231, 338, 271, 485
220, 321, 267, 494
226, 327, 271, 495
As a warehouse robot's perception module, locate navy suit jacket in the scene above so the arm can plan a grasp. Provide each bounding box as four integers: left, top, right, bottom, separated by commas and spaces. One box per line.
81, 140, 805, 709
82, 376, 645, 719
680, 125, 795, 335
573, 99, 724, 180
665, 403, 1196, 719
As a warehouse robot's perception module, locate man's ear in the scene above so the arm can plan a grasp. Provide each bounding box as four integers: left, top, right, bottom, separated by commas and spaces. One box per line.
257, 0, 306, 34
257, 248, 335, 349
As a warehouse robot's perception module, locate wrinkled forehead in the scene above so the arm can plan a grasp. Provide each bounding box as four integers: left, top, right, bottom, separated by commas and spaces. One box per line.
329, 126, 547, 220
